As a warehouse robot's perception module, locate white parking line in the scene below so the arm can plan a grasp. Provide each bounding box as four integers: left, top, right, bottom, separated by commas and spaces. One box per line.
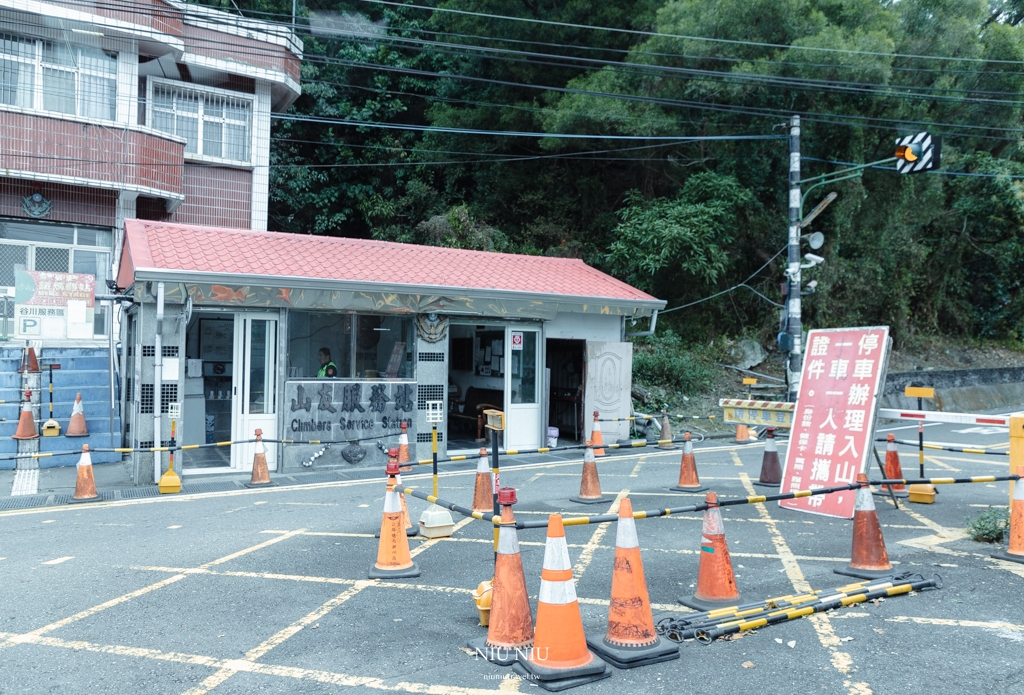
41, 557, 74, 565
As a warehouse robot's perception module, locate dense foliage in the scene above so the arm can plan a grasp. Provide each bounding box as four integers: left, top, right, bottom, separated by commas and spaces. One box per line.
195, 1, 1024, 346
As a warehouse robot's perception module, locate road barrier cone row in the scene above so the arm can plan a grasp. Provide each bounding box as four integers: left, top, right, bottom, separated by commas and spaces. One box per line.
570, 441, 610, 505
368, 460, 420, 579
753, 427, 782, 488
12, 391, 38, 440
245, 429, 275, 488
398, 421, 412, 471
591, 412, 605, 457
835, 474, 894, 580
472, 447, 493, 513
70, 444, 100, 503
680, 492, 742, 610
66, 393, 88, 437
657, 412, 677, 450
19, 346, 39, 374
468, 486, 534, 665
512, 514, 611, 690
670, 432, 707, 493
587, 498, 679, 669
992, 465, 1024, 565
880, 434, 909, 498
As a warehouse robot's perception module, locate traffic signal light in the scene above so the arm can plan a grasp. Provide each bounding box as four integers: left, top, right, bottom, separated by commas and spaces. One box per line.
895, 132, 941, 174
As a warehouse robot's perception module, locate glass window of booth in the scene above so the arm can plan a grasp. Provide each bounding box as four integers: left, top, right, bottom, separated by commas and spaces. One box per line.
287, 311, 416, 379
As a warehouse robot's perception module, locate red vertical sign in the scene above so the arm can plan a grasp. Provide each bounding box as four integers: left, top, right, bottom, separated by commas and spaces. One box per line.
780, 327, 890, 519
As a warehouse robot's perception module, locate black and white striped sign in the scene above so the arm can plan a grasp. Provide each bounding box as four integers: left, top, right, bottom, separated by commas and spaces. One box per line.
895, 132, 941, 174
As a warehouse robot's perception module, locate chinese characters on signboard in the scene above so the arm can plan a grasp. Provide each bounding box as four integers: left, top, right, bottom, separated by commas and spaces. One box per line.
779, 327, 890, 519
284, 380, 417, 467
14, 270, 95, 339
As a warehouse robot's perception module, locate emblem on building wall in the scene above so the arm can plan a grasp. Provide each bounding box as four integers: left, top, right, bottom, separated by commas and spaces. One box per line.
416, 313, 448, 343
22, 191, 52, 219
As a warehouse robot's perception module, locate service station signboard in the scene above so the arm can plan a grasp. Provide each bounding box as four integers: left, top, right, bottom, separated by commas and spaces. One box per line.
779, 327, 891, 519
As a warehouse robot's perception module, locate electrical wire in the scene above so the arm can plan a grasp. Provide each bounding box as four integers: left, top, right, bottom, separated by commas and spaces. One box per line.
659, 245, 788, 315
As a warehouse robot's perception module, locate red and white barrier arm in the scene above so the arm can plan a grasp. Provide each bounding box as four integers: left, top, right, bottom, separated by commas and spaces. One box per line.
876, 409, 1009, 427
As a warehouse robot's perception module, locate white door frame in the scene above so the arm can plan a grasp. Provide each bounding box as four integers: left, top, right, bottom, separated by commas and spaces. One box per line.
504, 325, 542, 450
232, 312, 279, 470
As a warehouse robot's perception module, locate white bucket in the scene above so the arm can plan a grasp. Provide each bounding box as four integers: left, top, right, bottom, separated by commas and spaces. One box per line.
546, 427, 559, 448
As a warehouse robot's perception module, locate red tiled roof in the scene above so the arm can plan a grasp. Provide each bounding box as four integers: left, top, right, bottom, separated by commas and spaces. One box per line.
120, 220, 660, 305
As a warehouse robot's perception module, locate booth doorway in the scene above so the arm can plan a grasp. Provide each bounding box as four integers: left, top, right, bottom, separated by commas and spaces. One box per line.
446, 322, 542, 452
183, 311, 278, 472
546, 339, 585, 445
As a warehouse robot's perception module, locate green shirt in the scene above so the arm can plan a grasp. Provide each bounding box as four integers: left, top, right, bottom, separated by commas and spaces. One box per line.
317, 361, 338, 378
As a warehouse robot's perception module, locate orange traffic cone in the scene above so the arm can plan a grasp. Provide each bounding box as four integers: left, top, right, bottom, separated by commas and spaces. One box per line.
587, 498, 679, 668
368, 459, 420, 579
69, 445, 100, 503
18, 346, 39, 374
397, 421, 412, 471
657, 412, 677, 450
753, 427, 782, 488
670, 432, 707, 492
377, 448, 417, 537
472, 447, 493, 513
245, 429, 275, 488
835, 474, 894, 579
735, 423, 750, 443
680, 492, 742, 610
880, 434, 908, 498
591, 411, 606, 457
570, 441, 611, 504
991, 465, 1024, 565
12, 390, 38, 440
511, 514, 611, 689
468, 486, 534, 665
65, 393, 88, 437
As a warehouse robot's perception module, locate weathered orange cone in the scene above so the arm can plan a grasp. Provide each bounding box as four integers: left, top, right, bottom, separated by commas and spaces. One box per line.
591, 411, 606, 457
753, 427, 782, 488
991, 465, 1024, 565
570, 441, 611, 505
368, 459, 420, 579
670, 432, 707, 493
18, 346, 39, 374
377, 448, 417, 537
245, 429, 276, 488
835, 474, 894, 580
472, 447, 493, 513
65, 393, 88, 437
12, 390, 38, 440
657, 412, 677, 450
735, 423, 750, 443
587, 498, 679, 668
511, 514, 610, 690
679, 492, 742, 610
880, 434, 908, 498
468, 486, 534, 665
69, 445, 100, 503
397, 421, 412, 471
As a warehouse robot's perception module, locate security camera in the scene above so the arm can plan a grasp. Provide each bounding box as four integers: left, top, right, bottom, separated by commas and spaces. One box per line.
800, 253, 824, 269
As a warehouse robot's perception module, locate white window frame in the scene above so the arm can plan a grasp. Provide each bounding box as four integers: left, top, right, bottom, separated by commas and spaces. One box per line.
146, 77, 254, 166
0, 32, 118, 121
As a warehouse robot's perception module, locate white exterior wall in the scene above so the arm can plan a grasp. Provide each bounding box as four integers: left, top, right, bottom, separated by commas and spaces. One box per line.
543, 312, 622, 342
250, 79, 272, 231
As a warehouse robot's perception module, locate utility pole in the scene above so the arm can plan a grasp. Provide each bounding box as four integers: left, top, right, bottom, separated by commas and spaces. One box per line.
786, 116, 802, 402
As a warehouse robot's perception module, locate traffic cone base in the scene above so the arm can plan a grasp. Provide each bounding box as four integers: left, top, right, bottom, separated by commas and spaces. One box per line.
990, 549, 1024, 565
586, 636, 678, 670
669, 484, 708, 492
835, 475, 893, 580
69, 446, 100, 503
511, 660, 611, 691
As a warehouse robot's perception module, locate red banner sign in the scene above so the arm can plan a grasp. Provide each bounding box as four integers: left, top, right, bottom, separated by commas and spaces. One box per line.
779, 327, 890, 519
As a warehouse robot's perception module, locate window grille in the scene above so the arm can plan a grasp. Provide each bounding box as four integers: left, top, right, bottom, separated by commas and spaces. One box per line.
150, 81, 252, 163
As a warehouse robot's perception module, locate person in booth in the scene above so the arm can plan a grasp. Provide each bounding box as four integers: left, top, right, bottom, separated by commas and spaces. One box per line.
317, 347, 338, 378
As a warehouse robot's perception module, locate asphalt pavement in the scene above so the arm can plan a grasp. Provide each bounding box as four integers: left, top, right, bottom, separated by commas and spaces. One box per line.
0, 418, 1021, 695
